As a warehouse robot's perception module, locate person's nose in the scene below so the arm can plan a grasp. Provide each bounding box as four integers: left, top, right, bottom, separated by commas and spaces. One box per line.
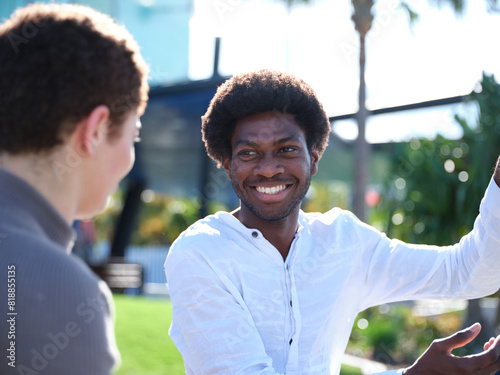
254, 152, 284, 178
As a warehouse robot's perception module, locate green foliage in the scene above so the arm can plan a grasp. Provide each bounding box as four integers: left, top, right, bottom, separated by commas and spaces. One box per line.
303, 180, 351, 212
93, 190, 229, 246
132, 194, 230, 245
375, 73, 500, 245
93, 190, 124, 241
348, 305, 462, 364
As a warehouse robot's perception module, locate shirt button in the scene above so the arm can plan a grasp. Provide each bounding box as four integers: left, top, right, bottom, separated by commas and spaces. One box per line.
252, 231, 258, 238
289, 338, 293, 345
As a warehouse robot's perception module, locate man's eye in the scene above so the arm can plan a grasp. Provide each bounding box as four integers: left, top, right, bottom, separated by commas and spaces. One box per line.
280, 146, 296, 153
238, 150, 257, 157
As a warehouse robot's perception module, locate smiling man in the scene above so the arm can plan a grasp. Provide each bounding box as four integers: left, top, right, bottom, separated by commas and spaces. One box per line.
0, 4, 148, 374
226, 111, 320, 260
165, 70, 500, 375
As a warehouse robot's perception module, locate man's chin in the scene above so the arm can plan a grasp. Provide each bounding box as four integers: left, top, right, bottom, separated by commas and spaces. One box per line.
246, 204, 299, 223
75, 196, 110, 221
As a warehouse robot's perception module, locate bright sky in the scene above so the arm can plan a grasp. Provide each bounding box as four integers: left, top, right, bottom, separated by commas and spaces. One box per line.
188, 0, 500, 143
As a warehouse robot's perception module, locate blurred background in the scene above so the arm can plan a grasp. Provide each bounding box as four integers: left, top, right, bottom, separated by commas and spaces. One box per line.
2, 1, 499, 374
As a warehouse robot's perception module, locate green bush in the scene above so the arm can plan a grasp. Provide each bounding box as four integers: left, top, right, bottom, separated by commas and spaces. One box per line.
348, 304, 462, 365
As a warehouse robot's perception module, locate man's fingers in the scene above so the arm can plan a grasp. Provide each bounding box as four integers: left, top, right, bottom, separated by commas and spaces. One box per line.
484, 337, 496, 351
432, 323, 482, 352
461, 335, 500, 371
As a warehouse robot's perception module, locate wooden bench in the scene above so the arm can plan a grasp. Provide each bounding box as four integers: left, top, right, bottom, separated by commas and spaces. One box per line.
91, 257, 144, 294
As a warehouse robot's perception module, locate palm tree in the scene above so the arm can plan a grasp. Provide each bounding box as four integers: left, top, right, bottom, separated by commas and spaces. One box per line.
351, 0, 373, 221
281, 0, 497, 221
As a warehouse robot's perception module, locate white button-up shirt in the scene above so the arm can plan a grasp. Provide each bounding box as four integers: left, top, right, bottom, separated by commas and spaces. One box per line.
165, 178, 500, 375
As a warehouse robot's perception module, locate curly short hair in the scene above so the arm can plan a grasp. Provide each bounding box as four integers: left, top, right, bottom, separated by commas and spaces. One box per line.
201, 69, 331, 167
0, 3, 149, 154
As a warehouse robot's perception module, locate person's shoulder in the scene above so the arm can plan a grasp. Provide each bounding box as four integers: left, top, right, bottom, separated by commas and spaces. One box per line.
0, 234, 118, 374
0, 231, 113, 328
171, 211, 236, 247
165, 211, 243, 270
300, 207, 360, 227
1, 230, 104, 293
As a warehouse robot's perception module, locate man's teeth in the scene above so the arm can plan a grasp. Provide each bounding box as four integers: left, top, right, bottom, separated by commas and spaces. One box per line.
256, 185, 287, 195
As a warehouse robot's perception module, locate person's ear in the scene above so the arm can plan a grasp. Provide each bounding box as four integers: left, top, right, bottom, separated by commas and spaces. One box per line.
311, 147, 320, 176
75, 105, 110, 156
223, 157, 232, 181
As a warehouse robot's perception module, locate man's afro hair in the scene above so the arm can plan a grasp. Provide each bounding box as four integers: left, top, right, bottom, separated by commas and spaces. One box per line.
201, 69, 331, 167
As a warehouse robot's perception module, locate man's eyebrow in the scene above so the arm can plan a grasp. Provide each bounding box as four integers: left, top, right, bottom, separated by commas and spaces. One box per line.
234, 135, 302, 149
274, 135, 301, 145
234, 140, 258, 149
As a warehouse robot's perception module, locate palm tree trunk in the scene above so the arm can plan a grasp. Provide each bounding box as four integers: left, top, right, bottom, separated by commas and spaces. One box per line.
353, 33, 369, 221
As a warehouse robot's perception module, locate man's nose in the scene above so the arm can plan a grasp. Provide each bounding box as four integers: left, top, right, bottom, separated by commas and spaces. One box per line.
254, 153, 284, 178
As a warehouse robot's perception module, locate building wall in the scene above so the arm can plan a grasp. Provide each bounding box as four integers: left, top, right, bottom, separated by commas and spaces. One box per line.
0, 0, 191, 85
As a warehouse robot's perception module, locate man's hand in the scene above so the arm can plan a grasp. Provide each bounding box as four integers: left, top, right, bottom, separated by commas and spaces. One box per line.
403, 323, 500, 375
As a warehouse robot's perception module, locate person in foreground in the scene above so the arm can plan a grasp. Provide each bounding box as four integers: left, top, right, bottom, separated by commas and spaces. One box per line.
0, 4, 148, 374
165, 70, 500, 374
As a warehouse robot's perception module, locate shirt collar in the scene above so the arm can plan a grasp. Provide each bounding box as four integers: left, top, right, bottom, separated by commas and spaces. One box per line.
214, 210, 305, 237
0, 168, 75, 252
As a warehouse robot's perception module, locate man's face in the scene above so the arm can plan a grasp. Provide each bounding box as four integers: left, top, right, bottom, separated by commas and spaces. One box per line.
77, 111, 141, 219
224, 111, 319, 223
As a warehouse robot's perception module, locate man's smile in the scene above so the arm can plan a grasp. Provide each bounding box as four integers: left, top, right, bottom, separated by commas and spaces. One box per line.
255, 184, 288, 195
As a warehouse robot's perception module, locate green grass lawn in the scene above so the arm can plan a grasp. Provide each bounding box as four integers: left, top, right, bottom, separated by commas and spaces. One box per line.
340, 365, 362, 375
113, 295, 361, 374
114, 295, 185, 375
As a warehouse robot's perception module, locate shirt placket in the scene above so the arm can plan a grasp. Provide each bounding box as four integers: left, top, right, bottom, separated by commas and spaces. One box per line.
248, 228, 301, 374
284, 234, 301, 374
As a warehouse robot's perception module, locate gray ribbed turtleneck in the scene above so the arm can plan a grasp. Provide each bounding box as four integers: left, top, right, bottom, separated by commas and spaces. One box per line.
0, 169, 120, 374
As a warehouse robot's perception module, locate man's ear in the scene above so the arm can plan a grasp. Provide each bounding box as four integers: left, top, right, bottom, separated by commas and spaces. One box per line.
74, 105, 110, 156
223, 157, 232, 181
311, 147, 320, 176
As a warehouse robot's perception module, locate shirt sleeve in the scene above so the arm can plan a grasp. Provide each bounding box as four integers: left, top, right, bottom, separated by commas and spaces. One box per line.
165, 245, 284, 375
357, 177, 500, 311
